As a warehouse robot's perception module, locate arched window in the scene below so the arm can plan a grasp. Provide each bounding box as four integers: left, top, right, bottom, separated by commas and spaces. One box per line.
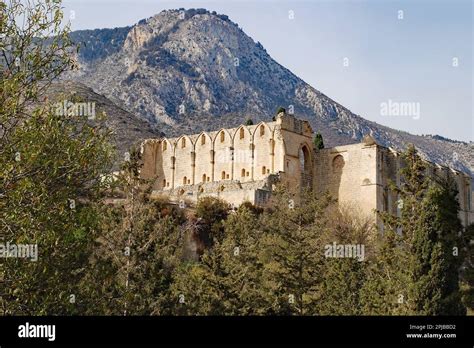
162, 179, 166, 187
181, 138, 186, 148
162, 141, 167, 151
260, 125, 265, 136
299, 146, 311, 173
201, 135, 206, 145
241, 168, 246, 177
220, 132, 225, 143
262, 166, 266, 175
332, 155, 345, 172
221, 171, 226, 180
202, 174, 206, 183
240, 128, 245, 140
183, 176, 187, 185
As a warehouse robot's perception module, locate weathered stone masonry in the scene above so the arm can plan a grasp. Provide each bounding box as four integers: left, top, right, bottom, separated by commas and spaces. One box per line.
141, 113, 473, 227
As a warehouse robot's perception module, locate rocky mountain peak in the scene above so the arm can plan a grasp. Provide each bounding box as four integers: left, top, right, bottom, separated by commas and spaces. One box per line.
67, 8, 474, 178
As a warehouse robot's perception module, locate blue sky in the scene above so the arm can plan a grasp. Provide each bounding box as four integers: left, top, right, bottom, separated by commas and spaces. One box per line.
63, 0, 473, 142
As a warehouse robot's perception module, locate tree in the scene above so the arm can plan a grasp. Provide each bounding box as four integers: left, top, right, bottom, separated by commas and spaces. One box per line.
313, 133, 324, 150
245, 119, 254, 126
195, 197, 230, 247
81, 149, 186, 315
460, 224, 474, 314
258, 188, 335, 315
0, 0, 114, 315
363, 145, 466, 315
421, 176, 465, 315
170, 204, 265, 315
318, 206, 374, 315
276, 106, 286, 115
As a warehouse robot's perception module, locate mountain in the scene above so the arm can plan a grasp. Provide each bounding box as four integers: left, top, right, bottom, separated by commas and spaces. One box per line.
66, 8, 473, 177
45, 81, 162, 159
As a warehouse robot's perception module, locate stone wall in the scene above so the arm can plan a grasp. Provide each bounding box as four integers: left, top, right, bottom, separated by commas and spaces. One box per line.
314, 140, 379, 222
150, 175, 278, 207
141, 112, 313, 205
141, 113, 473, 227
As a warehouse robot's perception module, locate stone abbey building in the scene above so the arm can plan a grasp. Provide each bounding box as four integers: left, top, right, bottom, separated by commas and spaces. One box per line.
141, 113, 473, 227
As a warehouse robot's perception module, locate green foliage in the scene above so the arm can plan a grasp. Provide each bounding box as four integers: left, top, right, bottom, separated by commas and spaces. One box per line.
195, 197, 230, 247
257, 189, 335, 315
318, 207, 374, 315
80, 152, 185, 315
313, 133, 324, 150
0, 0, 113, 315
170, 204, 264, 315
0, 1, 469, 315
461, 224, 474, 314
245, 119, 254, 126
276, 106, 286, 115
368, 144, 466, 315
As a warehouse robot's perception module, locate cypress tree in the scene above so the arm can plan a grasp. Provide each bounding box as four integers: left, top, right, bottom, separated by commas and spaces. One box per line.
313, 133, 325, 150
365, 145, 466, 315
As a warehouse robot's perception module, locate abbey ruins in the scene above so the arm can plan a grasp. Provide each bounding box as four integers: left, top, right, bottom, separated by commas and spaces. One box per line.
141, 112, 473, 227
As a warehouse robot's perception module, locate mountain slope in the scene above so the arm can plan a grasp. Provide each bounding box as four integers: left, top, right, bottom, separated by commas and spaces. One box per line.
46, 81, 162, 159
67, 8, 473, 177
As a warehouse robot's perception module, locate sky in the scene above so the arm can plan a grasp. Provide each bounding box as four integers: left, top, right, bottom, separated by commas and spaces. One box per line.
62, 0, 473, 142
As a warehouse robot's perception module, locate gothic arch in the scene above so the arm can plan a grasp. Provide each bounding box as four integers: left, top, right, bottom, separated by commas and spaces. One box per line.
299, 143, 313, 189
175, 135, 194, 151
212, 128, 233, 146
251, 121, 272, 141
233, 125, 253, 182
213, 129, 233, 181
232, 125, 252, 142
174, 135, 194, 187
196, 132, 212, 147
159, 138, 174, 189
253, 122, 274, 180
195, 132, 213, 183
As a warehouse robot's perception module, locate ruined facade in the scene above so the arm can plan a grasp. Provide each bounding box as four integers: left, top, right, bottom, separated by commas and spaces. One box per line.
141, 113, 473, 227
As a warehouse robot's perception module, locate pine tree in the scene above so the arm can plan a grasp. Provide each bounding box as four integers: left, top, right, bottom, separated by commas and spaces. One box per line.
361, 229, 412, 315
363, 145, 466, 315
258, 188, 335, 315
170, 204, 265, 315
318, 207, 374, 315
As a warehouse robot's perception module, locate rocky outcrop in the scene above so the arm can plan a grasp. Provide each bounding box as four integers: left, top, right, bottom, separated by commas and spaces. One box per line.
66, 8, 473, 178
